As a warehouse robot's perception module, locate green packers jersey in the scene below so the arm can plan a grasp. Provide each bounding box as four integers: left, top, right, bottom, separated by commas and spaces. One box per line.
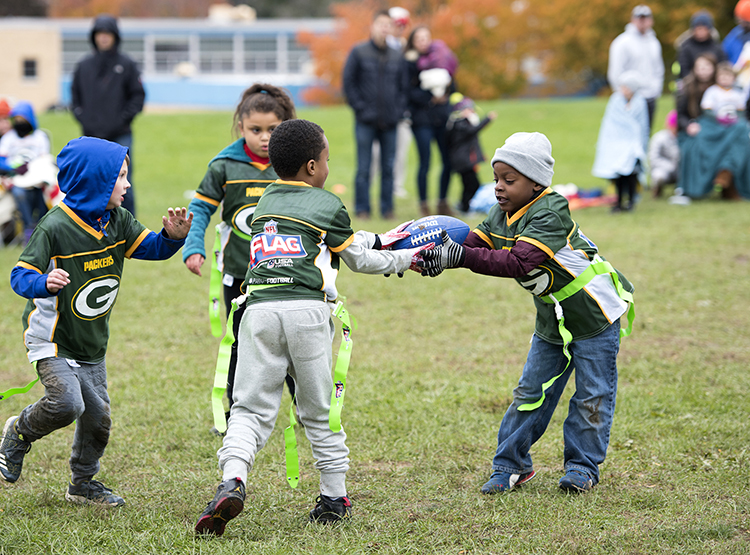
243, 180, 355, 304
474, 188, 633, 343
194, 151, 278, 278
17, 202, 148, 363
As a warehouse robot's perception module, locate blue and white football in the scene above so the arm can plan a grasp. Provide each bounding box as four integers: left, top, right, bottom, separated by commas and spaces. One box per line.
391, 215, 471, 250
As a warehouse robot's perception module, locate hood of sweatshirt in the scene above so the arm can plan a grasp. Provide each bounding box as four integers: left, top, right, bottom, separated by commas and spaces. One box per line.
57, 137, 128, 232
9, 101, 38, 130
89, 14, 121, 50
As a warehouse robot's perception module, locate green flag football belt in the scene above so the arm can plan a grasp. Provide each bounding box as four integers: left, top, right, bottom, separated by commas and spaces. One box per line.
0, 362, 39, 402
210, 290, 356, 489
207, 225, 259, 338
517, 256, 635, 412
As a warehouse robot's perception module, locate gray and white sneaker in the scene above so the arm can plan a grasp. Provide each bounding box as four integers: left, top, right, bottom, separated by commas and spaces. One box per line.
0, 416, 32, 483
65, 479, 125, 507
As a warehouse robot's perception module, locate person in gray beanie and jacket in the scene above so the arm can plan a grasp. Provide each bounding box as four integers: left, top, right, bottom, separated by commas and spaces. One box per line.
418, 131, 635, 495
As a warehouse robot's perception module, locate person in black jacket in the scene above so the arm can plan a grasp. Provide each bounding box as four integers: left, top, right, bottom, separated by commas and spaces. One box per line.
445, 95, 496, 213
71, 14, 145, 216
674, 11, 726, 82
342, 10, 408, 219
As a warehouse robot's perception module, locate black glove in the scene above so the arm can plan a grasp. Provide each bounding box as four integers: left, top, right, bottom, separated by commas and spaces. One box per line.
14, 163, 29, 175
418, 230, 465, 277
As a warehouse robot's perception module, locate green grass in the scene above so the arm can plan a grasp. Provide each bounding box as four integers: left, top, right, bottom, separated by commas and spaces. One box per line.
1, 98, 749, 554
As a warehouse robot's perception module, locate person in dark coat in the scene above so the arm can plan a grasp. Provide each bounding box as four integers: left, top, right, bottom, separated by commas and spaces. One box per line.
445, 94, 496, 213
71, 14, 145, 216
342, 10, 408, 219
675, 10, 726, 81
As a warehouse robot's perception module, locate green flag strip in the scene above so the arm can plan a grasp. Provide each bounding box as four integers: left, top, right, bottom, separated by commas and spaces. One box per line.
518, 257, 635, 412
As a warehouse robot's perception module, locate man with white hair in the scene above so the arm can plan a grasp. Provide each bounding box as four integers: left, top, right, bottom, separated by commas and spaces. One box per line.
607, 5, 664, 131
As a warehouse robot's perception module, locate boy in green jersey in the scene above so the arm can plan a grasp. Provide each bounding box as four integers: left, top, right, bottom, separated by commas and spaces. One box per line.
1, 137, 192, 505
419, 132, 634, 494
195, 119, 425, 535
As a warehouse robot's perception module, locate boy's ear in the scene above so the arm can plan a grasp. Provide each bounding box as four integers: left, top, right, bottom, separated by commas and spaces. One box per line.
306, 158, 316, 176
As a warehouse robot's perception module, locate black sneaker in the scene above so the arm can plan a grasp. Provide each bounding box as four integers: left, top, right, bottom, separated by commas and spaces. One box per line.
309, 494, 352, 523
0, 416, 32, 483
195, 478, 245, 536
65, 479, 125, 507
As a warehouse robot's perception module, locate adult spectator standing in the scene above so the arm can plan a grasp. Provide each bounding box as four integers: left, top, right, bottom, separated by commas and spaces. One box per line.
343, 10, 407, 220
607, 5, 664, 131
723, 0, 750, 64
675, 11, 725, 81
71, 14, 145, 216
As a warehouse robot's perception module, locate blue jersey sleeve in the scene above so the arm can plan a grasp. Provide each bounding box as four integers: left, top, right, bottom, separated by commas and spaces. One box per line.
182, 197, 217, 262
130, 229, 185, 260
10, 266, 55, 299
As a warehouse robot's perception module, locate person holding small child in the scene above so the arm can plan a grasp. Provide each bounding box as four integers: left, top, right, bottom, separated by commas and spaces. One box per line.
592, 71, 650, 212
678, 59, 750, 199
418, 132, 634, 495
194, 119, 427, 535
1, 137, 192, 506
183, 84, 298, 432
445, 94, 496, 214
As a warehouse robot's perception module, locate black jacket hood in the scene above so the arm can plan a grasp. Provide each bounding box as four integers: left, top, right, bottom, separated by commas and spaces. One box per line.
90, 15, 121, 50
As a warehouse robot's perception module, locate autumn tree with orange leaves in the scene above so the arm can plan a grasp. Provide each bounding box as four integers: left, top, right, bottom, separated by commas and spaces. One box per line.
299, 0, 738, 102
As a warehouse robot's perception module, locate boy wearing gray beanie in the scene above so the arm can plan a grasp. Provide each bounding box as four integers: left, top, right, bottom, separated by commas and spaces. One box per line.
419, 131, 635, 494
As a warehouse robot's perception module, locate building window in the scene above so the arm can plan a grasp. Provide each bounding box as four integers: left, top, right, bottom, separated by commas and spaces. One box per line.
23, 59, 37, 79
244, 36, 277, 72
199, 36, 234, 74
287, 37, 310, 74
154, 38, 190, 74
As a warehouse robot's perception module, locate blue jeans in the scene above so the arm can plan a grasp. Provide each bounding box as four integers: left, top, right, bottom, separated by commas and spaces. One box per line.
354, 122, 396, 216
11, 186, 48, 234
111, 133, 136, 216
492, 321, 621, 483
412, 124, 451, 202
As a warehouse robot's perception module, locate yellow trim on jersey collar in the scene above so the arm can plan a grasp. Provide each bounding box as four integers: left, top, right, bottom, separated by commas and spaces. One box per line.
274, 179, 313, 188
59, 202, 108, 240
250, 161, 272, 171
506, 187, 554, 226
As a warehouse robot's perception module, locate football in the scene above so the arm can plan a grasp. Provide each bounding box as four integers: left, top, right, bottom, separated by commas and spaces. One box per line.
391, 215, 471, 250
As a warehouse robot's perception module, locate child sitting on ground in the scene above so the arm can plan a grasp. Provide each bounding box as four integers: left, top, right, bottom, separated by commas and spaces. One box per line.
446, 93, 496, 213
418, 132, 634, 495
195, 119, 425, 536
1, 137, 192, 506
648, 110, 680, 197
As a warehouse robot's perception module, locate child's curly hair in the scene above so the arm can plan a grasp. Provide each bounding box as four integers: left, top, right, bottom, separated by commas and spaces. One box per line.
232, 83, 296, 137
268, 119, 326, 179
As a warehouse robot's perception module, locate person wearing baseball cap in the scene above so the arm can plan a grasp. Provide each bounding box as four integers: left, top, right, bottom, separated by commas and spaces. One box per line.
607, 5, 664, 131
722, 0, 750, 64
675, 10, 726, 80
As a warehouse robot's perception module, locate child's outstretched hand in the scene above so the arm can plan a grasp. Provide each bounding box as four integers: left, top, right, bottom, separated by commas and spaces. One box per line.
488, 111, 497, 121
46, 268, 70, 293
163, 207, 193, 240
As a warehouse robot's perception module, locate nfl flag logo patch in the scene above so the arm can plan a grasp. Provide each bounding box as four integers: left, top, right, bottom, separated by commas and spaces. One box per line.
264, 220, 278, 235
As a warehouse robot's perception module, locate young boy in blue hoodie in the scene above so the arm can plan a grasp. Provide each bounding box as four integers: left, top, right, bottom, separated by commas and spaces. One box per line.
0, 137, 192, 506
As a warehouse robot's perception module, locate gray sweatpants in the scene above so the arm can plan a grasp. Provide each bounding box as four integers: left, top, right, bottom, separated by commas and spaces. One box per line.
218, 299, 350, 498
15, 357, 111, 484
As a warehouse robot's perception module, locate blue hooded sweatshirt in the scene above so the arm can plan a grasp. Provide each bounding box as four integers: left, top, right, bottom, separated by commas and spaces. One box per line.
0, 101, 45, 173
10, 136, 185, 298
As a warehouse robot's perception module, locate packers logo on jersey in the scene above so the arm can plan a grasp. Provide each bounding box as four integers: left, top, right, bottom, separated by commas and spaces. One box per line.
519, 265, 554, 297
71, 275, 120, 320
232, 205, 256, 238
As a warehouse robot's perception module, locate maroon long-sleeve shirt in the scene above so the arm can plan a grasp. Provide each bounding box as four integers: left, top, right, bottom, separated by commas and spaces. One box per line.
461, 231, 549, 278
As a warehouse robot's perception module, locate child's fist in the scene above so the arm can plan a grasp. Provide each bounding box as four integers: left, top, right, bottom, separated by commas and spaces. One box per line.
46, 268, 70, 293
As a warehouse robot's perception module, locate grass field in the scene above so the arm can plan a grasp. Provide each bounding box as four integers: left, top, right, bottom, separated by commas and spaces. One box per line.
0, 97, 748, 554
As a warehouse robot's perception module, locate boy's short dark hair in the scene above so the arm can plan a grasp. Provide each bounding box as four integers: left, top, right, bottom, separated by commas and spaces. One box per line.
268, 119, 326, 179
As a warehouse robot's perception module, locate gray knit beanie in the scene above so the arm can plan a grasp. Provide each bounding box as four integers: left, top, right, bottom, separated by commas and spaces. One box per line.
490, 132, 555, 187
